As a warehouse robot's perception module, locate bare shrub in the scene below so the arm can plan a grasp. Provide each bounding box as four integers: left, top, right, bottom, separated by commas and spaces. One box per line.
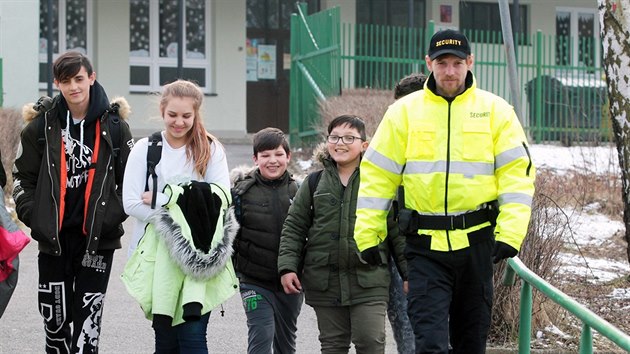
490, 164, 623, 347
318, 88, 393, 139
490, 170, 567, 345
293, 88, 393, 172
0, 107, 24, 199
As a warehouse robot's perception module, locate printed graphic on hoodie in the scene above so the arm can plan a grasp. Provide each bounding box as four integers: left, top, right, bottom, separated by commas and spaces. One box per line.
62, 125, 93, 189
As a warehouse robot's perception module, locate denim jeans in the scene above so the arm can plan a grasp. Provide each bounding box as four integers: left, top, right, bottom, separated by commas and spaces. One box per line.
154, 312, 210, 354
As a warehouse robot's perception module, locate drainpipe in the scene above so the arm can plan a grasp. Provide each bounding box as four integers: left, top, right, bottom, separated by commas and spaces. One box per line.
47, 0, 53, 97
498, 0, 525, 127
177, 0, 184, 79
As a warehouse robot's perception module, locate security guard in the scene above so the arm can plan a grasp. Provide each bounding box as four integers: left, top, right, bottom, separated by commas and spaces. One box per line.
353, 29, 535, 353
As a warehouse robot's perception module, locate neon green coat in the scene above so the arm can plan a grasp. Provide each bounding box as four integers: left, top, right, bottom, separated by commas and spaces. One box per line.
121, 183, 239, 325
355, 72, 535, 252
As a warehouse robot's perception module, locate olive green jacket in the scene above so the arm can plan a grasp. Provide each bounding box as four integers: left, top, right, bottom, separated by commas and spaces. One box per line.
278, 152, 407, 307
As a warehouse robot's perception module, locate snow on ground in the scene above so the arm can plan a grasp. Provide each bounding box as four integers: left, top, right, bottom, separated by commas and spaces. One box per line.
529, 144, 620, 175
563, 208, 624, 247
531, 144, 630, 298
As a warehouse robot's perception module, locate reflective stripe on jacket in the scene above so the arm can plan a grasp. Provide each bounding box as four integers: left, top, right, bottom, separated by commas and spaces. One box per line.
354, 72, 535, 252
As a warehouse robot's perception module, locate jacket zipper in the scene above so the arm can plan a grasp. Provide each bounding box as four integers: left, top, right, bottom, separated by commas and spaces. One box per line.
86, 124, 113, 254
522, 141, 533, 176
445, 100, 453, 251
86, 154, 112, 254
45, 111, 62, 255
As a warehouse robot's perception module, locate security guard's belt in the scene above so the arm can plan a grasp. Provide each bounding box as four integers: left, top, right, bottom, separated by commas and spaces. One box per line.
399, 201, 498, 233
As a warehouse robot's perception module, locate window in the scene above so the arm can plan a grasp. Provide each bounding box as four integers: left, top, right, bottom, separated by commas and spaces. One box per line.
459, 2, 529, 45
556, 8, 598, 68
357, 0, 425, 27
129, 0, 211, 92
39, 0, 93, 85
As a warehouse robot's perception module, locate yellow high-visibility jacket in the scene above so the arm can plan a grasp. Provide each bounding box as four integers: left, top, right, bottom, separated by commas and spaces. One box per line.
354, 72, 535, 252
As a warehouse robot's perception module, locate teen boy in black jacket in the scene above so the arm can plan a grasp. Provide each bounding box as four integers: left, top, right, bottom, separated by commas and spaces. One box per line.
13, 51, 133, 353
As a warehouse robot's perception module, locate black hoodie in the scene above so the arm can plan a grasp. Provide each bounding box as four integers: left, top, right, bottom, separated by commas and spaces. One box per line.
59, 81, 110, 231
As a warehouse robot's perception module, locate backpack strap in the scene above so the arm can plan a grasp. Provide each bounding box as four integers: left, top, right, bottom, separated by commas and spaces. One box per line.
307, 169, 323, 218
35, 96, 54, 147
106, 103, 122, 157
230, 176, 256, 224
145, 131, 163, 209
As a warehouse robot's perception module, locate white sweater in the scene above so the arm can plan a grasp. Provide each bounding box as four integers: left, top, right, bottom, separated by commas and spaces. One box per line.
122, 131, 230, 256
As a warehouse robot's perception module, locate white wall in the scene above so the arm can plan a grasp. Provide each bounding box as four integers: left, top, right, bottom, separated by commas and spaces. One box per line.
528, 0, 598, 34
447, 0, 598, 35
92, 0, 131, 106
207, 0, 247, 140
120, 0, 248, 141
322, 0, 356, 24
0, 0, 39, 109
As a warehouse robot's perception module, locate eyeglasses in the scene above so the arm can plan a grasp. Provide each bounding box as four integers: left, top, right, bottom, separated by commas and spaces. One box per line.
326, 135, 363, 144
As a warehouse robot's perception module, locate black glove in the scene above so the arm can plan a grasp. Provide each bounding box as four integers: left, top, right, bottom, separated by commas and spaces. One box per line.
492, 241, 518, 264
360, 246, 382, 266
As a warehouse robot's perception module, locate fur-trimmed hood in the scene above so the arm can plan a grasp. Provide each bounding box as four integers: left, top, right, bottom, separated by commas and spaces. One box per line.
22, 90, 131, 123
148, 205, 239, 281
309, 141, 366, 172
229, 164, 256, 187
312, 142, 330, 165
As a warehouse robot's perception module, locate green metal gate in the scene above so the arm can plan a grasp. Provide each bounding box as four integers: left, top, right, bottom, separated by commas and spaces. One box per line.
288, 3, 340, 146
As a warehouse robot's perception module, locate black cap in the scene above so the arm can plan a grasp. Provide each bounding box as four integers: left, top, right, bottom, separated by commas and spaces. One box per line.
428, 29, 471, 60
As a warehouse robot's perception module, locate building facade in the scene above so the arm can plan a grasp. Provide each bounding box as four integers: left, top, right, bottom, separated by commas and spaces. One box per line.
0, 0, 599, 140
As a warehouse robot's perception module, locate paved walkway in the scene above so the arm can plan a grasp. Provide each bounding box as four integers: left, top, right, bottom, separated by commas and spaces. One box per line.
0, 143, 398, 353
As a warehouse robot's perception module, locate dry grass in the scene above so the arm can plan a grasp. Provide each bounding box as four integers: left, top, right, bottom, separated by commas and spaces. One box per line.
0, 107, 24, 200
490, 170, 569, 346
318, 88, 393, 139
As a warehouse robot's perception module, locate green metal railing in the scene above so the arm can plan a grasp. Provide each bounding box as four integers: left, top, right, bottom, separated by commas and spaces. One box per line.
290, 12, 610, 145
503, 257, 630, 353
337, 23, 609, 144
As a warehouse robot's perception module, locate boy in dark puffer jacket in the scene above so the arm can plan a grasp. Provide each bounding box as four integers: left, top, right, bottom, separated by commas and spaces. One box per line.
231, 127, 303, 354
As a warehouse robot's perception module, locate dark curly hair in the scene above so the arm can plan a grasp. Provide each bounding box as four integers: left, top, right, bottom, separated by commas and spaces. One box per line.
394, 72, 427, 99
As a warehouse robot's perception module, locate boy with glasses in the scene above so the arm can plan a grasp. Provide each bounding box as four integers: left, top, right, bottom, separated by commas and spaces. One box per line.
279, 115, 407, 353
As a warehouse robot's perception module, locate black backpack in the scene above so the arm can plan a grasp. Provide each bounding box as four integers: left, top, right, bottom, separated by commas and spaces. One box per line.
305, 169, 323, 217
143, 132, 218, 209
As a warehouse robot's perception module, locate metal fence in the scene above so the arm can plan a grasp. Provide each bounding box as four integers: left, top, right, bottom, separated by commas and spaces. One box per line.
289, 4, 341, 145
338, 22, 609, 144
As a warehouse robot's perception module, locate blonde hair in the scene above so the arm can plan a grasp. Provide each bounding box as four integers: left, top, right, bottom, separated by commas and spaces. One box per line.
160, 80, 217, 177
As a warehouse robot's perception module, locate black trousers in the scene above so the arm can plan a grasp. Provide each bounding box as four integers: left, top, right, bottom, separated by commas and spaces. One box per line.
38, 230, 114, 354
405, 227, 494, 354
